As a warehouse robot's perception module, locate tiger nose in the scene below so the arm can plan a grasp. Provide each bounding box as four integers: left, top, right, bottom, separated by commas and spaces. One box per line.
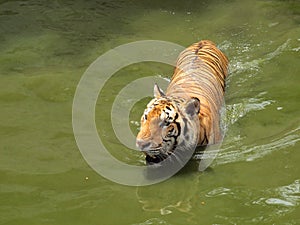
136, 139, 151, 150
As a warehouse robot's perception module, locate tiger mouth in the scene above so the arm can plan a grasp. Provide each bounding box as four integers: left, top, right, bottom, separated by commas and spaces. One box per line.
143, 146, 173, 164
143, 148, 161, 156
145, 150, 168, 164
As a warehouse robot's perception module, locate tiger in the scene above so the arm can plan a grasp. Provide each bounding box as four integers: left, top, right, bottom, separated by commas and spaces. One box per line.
136, 40, 229, 164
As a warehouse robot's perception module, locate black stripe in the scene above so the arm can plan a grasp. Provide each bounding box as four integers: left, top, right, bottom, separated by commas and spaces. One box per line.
200, 127, 208, 145
182, 118, 188, 136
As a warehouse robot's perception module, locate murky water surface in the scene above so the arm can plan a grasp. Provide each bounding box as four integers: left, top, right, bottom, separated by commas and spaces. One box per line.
1, 0, 299, 224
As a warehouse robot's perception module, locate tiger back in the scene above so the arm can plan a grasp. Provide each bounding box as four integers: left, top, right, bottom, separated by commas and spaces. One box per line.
166, 40, 228, 145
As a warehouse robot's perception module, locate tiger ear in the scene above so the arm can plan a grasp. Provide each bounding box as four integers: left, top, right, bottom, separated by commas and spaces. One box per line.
185, 97, 200, 116
154, 83, 165, 98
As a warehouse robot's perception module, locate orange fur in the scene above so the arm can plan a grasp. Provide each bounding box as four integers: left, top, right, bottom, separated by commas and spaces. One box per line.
166, 40, 228, 145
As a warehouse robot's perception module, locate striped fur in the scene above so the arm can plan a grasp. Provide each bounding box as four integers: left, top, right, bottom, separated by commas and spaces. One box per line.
136, 40, 228, 162
167, 40, 228, 145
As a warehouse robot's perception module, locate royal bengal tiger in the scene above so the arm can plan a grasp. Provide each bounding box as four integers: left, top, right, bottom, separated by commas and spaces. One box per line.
136, 40, 228, 164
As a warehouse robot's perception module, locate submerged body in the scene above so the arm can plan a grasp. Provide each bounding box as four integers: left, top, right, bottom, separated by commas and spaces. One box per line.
136, 40, 228, 163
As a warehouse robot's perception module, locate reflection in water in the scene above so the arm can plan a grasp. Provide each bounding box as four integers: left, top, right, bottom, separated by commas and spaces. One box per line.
132, 218, 170, 225
136, 179, 300, 224
135, 174, 200, 224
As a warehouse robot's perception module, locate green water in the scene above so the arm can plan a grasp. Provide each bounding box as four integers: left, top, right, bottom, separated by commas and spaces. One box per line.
1, 0, 300, 224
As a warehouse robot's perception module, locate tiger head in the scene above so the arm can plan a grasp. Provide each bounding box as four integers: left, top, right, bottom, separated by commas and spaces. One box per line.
136, 84, 200, 163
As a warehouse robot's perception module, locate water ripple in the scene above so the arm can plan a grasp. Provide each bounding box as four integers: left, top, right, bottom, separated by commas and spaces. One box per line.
214, 124, 300, 165
229, 39, 291, 76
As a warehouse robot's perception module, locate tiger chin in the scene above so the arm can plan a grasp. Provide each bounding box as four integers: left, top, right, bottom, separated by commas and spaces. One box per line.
136, 40, 229, 165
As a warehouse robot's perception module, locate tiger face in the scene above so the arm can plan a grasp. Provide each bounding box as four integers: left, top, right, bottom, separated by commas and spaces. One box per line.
136, 84, 200, 163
